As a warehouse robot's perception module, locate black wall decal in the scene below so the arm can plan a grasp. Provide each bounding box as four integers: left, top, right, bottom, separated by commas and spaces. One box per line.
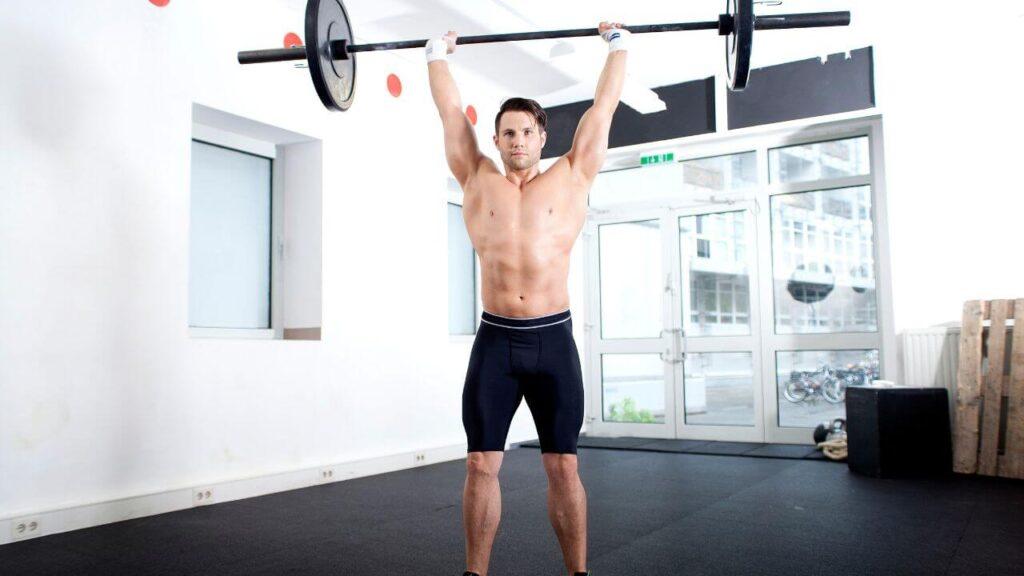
539, 77, 715, 159
727, 46, 874, 130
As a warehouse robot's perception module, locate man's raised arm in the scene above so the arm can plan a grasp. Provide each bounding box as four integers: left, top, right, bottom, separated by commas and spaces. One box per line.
427, 32, 486, 188
566, 23, 629, 182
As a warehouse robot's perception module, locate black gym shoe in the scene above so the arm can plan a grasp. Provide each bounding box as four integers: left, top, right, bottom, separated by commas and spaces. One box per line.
573, 572, 591, 576
463, 572, 480, 576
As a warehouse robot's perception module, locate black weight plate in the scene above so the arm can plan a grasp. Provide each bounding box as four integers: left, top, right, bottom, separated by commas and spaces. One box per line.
725, 0, 753, 91
306, 0, 356, 111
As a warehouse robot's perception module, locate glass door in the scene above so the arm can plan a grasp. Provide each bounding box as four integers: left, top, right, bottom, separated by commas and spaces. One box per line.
670, 203, 765, 442
585, 202, 764, 441
584, 155, 765, 441
584, 208, 677, 439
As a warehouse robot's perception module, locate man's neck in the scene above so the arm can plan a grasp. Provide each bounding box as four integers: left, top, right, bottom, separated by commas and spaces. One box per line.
504, 165, 541, 188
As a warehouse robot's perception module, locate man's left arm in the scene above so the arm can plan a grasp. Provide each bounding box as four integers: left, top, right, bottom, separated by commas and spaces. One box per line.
565, 23, 628, 182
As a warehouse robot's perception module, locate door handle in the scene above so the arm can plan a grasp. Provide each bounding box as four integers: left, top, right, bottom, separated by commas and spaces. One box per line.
659, 349, 684, 365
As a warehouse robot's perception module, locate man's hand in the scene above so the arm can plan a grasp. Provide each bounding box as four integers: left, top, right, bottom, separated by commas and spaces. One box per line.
598, 21, 623, 34
442, 30, 457, 53
598, 21, 629, 52
426, 30, 458, 62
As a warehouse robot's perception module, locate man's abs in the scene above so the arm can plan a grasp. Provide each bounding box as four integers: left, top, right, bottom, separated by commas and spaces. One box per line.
478, 248, 572, 318
462, 172, 586, 318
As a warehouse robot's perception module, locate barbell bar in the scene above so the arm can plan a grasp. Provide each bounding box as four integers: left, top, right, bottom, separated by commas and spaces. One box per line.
237, 0, 851, 112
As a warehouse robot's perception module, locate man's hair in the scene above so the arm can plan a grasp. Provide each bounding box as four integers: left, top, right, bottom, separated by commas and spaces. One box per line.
494, 97, 547, 135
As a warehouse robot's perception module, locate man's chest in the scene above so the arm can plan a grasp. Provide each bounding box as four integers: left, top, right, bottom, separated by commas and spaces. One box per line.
464, 185, 585, 240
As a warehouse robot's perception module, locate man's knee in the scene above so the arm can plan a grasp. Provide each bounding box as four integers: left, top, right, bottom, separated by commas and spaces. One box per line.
542, 453, 578, 485
466, 451, 503, 479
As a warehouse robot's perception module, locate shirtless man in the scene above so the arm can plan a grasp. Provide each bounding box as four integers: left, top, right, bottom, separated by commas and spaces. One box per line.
426, 22, 628, 576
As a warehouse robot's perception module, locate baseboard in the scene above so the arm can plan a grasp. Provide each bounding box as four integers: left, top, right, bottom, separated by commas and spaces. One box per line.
283, 327, 321, 340
0, 442, 468, 546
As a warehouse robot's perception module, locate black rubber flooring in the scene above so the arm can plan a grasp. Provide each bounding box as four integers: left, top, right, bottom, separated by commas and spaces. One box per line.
2, 447, 1022, 575
517, 436, 829, 460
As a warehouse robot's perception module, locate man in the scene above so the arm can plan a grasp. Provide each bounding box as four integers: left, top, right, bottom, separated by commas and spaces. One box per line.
427, 21, 627, 576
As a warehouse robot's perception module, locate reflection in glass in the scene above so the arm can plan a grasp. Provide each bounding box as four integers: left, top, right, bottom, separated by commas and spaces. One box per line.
769, 137, 870, 183
590, 152, 757, 208
590, 162, 685, 208
679, 211, 752, 336
602, 354, 666, 424
771, 186, 877, 334
681, 152, 758, 202
599, 220, 661, 339
776, 349, 879, 427
684, 352, 755, 426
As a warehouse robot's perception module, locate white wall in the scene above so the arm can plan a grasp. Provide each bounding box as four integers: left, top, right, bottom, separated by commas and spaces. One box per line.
0, 0, 539, 524
865, 2, 1024, 332
281, 140, 323, 330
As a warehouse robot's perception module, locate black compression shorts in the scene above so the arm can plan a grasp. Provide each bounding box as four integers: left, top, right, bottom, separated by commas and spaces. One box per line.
462, 308, 584, 454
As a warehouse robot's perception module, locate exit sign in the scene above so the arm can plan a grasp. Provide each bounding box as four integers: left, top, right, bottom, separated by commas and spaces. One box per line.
640, 152, 675, 165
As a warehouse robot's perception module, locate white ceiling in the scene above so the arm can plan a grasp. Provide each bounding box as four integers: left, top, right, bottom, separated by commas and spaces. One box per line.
288, 0, 873, 109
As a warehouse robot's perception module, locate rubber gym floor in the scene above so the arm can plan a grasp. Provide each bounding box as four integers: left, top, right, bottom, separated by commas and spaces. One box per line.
2, 443, 1022, 575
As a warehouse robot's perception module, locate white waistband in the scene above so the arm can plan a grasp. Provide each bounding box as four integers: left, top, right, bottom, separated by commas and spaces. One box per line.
482, 307, 571, 320
479, 316, 572, 330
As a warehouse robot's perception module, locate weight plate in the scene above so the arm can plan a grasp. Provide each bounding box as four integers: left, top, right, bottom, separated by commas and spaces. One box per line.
725, 0, 753, 91
306, 0, 356, 111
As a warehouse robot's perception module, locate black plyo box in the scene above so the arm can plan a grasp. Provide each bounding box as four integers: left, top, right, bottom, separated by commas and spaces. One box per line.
846, 387, 952, 478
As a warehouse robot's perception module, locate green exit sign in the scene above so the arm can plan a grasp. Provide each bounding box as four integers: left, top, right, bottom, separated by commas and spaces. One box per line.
640, 152, 675, 165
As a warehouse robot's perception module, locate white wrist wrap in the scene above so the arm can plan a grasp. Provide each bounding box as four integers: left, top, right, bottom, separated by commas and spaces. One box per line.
425, 38, 448, 62
601, 27, 630, 52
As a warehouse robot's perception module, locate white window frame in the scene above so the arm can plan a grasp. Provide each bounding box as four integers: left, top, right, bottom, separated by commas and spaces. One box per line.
448, 183, 483, 342
583, 114, 895, 444
189, 124, 283, 340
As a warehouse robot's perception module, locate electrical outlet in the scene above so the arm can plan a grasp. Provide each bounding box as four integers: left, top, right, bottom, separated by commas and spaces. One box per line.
192, 487, 215, 506
414, 453, 426, 463
11, 517, 42, 541
317, 468, 336, 483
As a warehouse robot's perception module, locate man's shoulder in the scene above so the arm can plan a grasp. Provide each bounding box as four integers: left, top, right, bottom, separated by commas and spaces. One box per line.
543, 155, 594, 187
458, 156, 501, 191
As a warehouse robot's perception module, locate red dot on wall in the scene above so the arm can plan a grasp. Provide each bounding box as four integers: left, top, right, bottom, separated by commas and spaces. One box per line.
283, 32, 302, 48
465, 105, 478, 126
149, 0, 170, 6
386, 74, 403, 98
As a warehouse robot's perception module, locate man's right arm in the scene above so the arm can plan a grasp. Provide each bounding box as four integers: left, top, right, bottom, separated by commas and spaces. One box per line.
427, 34, 485, 188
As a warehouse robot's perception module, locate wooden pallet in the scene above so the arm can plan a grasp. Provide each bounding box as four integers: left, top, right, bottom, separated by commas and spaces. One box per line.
953, 299, 1024, 478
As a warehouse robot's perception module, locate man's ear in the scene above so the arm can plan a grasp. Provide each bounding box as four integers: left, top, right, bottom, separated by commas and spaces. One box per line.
540, 130, 547, 149
492, 134, 499, 149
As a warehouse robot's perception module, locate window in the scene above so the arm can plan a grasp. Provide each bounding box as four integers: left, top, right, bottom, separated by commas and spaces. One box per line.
189, 104, 323, 340
448, 202, 477, 335
769, 136, 870, 183
189, 140, 272, 330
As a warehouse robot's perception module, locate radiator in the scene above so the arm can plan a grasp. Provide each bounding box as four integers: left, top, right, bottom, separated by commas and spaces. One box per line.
900, 324, 1017, 430
900, 327, 961, 390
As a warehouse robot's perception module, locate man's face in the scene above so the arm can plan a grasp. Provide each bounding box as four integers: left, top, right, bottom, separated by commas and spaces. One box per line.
493, 111, 546, 171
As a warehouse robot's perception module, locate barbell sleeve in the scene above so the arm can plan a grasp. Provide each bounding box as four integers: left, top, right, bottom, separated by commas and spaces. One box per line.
754, 11, 851, 30
239, 47, 307, 64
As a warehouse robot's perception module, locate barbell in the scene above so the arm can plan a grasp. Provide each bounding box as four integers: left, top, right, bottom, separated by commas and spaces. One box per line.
237, 0, 851, 112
